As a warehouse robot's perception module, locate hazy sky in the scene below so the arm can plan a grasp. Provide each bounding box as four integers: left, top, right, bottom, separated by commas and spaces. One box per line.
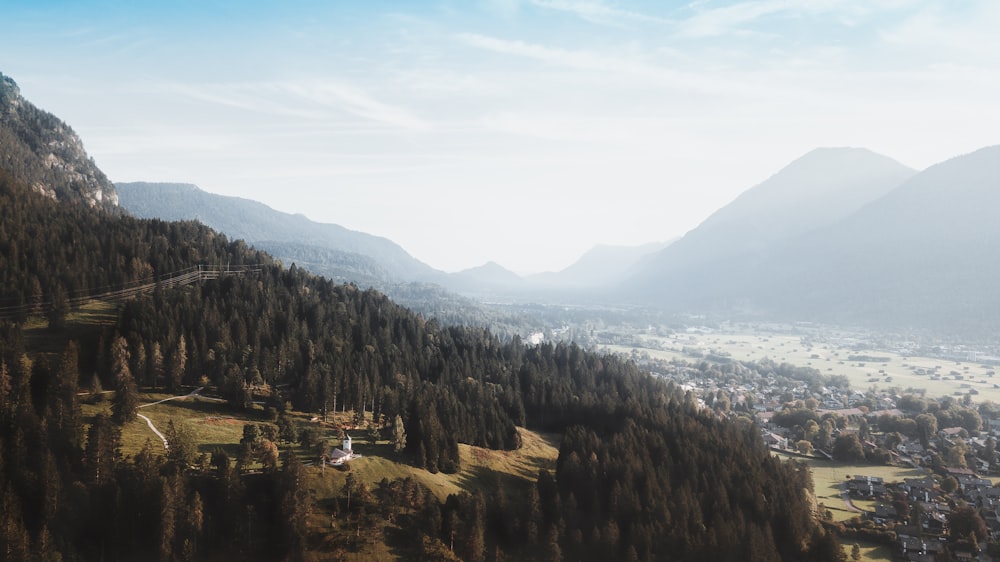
3, 1, 999, 273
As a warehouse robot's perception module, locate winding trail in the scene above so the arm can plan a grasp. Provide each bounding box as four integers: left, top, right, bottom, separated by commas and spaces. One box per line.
136, 387, 207, 450
138, 413, 168, 449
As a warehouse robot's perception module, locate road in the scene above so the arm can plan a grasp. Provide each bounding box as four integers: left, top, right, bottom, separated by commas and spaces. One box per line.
839, 482, 863, 513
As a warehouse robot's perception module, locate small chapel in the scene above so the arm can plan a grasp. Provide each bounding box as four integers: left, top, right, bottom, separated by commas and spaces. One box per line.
325, 433, 360, 466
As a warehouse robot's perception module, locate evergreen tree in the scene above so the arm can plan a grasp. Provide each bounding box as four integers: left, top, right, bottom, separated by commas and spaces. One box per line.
111, 336, 138, 424
84, 413, 120, 486
164, 420, 194, 473
280, 449, 310, 561
167, 336, 186, 391
393, 413, 407, 454
148, 342, 163, 390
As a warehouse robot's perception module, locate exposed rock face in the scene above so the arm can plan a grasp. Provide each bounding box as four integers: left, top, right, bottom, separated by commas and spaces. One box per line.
0, 71, 118, 210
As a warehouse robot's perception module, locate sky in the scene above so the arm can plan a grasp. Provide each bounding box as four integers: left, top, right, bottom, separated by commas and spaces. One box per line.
2, 0, 999, 274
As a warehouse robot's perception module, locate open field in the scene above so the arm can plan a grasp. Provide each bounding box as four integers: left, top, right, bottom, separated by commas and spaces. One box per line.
842, 538, 894, 562
773, 453, 921, 562
605, 330, 1000, 403
80, 391, 274, 458
775, 451, 926, 502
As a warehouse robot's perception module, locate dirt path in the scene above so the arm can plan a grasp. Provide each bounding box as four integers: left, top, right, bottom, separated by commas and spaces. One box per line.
139, 386, 205, 408
138, 413, 168, 449
136, 387, 207, 450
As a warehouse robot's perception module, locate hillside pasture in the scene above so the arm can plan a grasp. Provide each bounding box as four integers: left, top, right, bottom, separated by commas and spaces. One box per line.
80, 390, 272, 458
309, 425, 560, 503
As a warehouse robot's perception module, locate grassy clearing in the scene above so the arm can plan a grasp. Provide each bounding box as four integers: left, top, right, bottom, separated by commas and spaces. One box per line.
79, 390, 275, 458
776, 452, 926, 501
22, 301, 118, 358
299, 426, 559, 561
841, 538, 893, 562
307, 426, 559, 503
809, 460, 925, 500
773, 454, 913, 562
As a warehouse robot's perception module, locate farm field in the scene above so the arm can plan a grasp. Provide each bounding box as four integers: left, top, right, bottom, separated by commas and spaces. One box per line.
604, 330, 1000, 403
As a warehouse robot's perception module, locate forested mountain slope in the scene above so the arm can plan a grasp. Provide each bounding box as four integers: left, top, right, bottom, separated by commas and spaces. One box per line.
1, 171, 842, 560
0, 71, 841, 561
115, 182, 539, 336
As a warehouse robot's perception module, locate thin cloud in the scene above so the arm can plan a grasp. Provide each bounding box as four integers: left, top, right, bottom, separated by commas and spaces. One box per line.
280, 81, 430, 131
879, 2, 1000, 65
160, 80, 429, 131
162, 82, 324, 119
530, 0, 673, 26
456, 32, 781, 97
674, 0, 881, 38
677, 0, 796, 38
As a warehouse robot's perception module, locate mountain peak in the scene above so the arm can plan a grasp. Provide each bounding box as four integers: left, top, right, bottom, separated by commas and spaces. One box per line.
0, 71, 118, 210
627, 146, 916, 303
0, 73, 21, 105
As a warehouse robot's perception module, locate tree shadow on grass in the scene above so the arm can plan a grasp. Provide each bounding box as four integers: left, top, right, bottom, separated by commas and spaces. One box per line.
148, 396, 273, 420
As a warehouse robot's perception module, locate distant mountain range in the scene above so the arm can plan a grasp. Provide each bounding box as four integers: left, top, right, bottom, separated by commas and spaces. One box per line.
116, 182, 440, 286
625, 145, 1000, 336
0, 52, 967, 338
116, 182, 668, 297
117, 143, 1000, 338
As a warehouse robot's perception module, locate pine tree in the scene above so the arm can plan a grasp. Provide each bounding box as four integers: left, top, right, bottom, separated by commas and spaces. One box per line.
84, 413, 120, 486
148, 342, 163, 390
281, 449, 310, 561
168, 336, 186, 391
164, 420, 194, 473
111, 336, 138, 424
0, 484, 30, 561
158, 476, 177, 562
393, 413, 407, 454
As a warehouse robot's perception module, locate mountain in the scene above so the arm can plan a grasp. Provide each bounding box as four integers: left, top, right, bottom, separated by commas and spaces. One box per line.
115, 182, 550, 334
0, 72, 117, 209
116, 182, 441, 285
445, 261, 525, 294
625, 147, 917, 308
526, 241, 673, 289
754, 145, 1000, 333
439, 242, 673, 298
623, 145, 1000, 337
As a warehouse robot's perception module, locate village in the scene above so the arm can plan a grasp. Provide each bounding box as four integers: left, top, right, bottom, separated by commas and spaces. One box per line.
607, 331, 1000, 561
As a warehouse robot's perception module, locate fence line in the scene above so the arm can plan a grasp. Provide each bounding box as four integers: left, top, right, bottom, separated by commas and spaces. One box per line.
0, 264, 263, 319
